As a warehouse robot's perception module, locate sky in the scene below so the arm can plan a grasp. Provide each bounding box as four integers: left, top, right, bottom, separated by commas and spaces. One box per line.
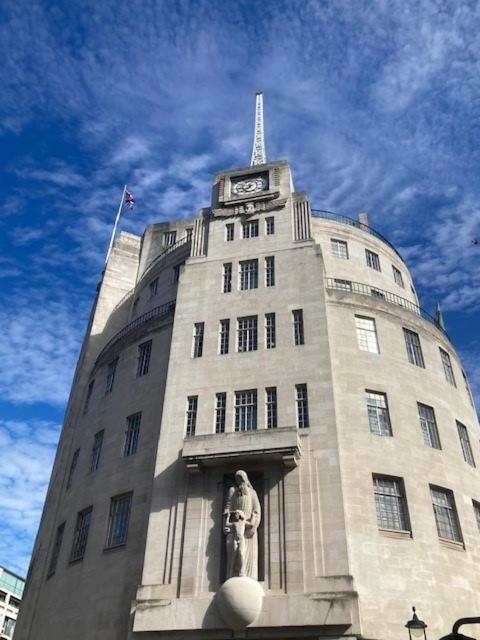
0, 0, 479, 577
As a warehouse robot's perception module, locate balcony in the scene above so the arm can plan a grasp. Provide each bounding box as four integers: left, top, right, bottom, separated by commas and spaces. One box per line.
182, 426, 302, 473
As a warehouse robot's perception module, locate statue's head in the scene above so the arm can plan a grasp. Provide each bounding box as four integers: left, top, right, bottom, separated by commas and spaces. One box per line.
235, 470, 250, 493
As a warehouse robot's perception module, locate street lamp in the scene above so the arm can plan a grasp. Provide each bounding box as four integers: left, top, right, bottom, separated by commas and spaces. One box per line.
438, 616, 480, 640
405, 607, 428, 639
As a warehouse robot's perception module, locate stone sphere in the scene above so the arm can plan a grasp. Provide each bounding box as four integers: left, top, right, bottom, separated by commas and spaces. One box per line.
216, 577, 264, 630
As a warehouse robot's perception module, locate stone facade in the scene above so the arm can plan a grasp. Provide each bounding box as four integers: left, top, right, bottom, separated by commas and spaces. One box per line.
15, 160, 480, 640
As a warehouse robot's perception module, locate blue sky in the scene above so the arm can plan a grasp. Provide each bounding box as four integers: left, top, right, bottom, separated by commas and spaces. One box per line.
1, 0, 479, 577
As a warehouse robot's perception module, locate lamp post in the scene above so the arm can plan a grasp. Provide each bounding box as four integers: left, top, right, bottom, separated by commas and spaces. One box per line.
438, 617, 480, 640
405, 607, 428, 639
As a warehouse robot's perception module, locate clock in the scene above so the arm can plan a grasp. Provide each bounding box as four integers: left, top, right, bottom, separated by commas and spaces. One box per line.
231, 173, 268, 196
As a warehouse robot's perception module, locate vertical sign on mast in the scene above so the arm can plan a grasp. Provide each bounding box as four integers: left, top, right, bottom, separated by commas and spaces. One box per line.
250, 92, 267, 166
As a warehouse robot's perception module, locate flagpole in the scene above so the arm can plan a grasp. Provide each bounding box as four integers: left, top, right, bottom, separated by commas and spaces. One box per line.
104, 184, 127, 267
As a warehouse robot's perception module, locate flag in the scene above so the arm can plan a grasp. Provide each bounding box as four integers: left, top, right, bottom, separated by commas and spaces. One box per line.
124, 189, 135, 209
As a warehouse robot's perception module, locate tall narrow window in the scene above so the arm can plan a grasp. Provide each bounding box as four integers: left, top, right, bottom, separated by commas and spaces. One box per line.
105, 358, 118, 394
237, 316, 258, 352
265, 256, 275, 287
124, 412, 141, 457
173, 264, 181, 282
215, 393, 226, 433
355, 316, 379, 353
473, 500, 480, 531
296, 383, 309, 429
392, 265, 404, 287
403, 329, 424, 367
106, 493, 132, 548
430, 486, 462, 542
66, 448, 80, 490
2, 618, 15, 637
265, 217, 275, 235
163, 230, 177, 246
365, 249, 381, 271
366, 391, 392, 436
331, 239, 349, 259
242, 219, 259, 238
223, 263, 232, 293
225, 223, 234, 241
440, 348, 456, 386
418, 403, 441, 449
84, 379, 95, 414
292, 309, 305, 346
462, 370, 475, 407
90, 430, 104, 472
192, 322, 204, 358
265, 313, 276, 349
219, 319, 230, 355
239, 259, 258, 290
373, 475, 410, 531
149, 277, 158, 298
266, 387, 277, 429
235, 390, 257, 431
70, 507, 93, 562
457, 421, 475, 466
47, 522, 65, 576
186, 227, 193, 241
136, 340, 152, 377
186, 396, 198, 436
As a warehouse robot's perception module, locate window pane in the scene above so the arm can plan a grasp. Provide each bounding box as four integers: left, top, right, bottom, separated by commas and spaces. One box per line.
219, 319, 230, 355
223, 263, 232, 293
331, 239, 348, 259
266, 387, 277, 429
293, 309, 304, 346
186, 396, 198, 436
124, 413, 141, 456
417, 403, 441, 449
440, 348, 456, 386
235, 390, 257, 431
265, 256, 275, 287
242, 220, 259, 238
296, 383, 309, 428
373, 476, 409, 531
106, 493, 132, 547
105, 358, 118, 394
237, 316, 258, 352
215, 393, 226, 433
192, 322, 204, 358
66, 448, 80, 490
430, 486, 462, 542
239, 259, 258, 290
403, 329, 424, 367
90, 430, 104, 471
365, 249, 381, 271
366, 391, 392, 436
266, 217, 275, 235
136, 340, 152, 376
355, 316, 379, 353
70, 507, 93, 561
226, 224, 234, 241
457, 421, 475, 466
47, 522, 65, 576
392, 265, 404, 287
265, 313, 276, 349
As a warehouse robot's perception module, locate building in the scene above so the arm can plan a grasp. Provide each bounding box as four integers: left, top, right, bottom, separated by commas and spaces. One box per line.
16, 97, 480, 640
0, 566, 25, 638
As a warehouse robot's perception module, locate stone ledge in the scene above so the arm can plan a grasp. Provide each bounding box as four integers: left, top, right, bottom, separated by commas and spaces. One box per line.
182, 427, 302, 473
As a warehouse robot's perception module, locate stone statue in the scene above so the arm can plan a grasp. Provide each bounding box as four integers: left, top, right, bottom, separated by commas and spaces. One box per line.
223, 470, 261, 580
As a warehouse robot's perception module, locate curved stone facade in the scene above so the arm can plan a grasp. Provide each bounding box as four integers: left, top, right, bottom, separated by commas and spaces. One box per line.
16, 160, 479, 640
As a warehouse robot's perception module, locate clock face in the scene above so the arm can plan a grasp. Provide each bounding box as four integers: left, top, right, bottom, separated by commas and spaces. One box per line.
231, 173, 268, 196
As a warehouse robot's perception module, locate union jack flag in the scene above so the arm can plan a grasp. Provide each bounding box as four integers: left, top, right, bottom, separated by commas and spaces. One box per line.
124, 189, 135, 209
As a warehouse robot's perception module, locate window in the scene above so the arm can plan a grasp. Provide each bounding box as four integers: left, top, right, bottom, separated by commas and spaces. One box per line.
331, 239, 349, 259
355, 316, 379, 353
457, 421, 475, 466
473, 500, 480, 531
292, 309, 304, 345
265, 217, 275, 235
403, 329, 424, 367
0, 591, 5, 602
462, 370, 475, 407
373, 475, 410, 531
239, 259, 258, 290
430, 486, 462, 542
163, 230, 177, 246
105, 358, 118, 394
440, 348, 456, 386
186, 396, 198, 436
192, 322, 204, 358
219, 319, 230, 355
47, 522, 65, 576
235, 390, 257, 431
84, 379, 95, 414
418, 403, 441, 449
106, 493, 132, 548
365, 249, 381, 271
2, 617, 15, 637
149, 277, 158, 298
242, 219, 259, 238
296, 383, 309, 429
66, 448, 79, 490
237, 316, 258, 352
124, 412, 141, 457
225, 223, 234, 241
186, 227, 193, 241
265, 313, 276, 349
90, 430, 104, 472
215, 392, 226, 433
265, 256, 275, 287
223, 263, 232, 293
266, 387, 277, 429
173, 264, 181, 282
70, 507, 93, 562
334, 279, 352, 291
136, 340, 152, 377
9, 597, 20, 609
366, 391, 392, 436
392, 265, 404, 287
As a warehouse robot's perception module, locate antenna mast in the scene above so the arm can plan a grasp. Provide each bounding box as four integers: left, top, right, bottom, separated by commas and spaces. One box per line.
250, 92, 267, 166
